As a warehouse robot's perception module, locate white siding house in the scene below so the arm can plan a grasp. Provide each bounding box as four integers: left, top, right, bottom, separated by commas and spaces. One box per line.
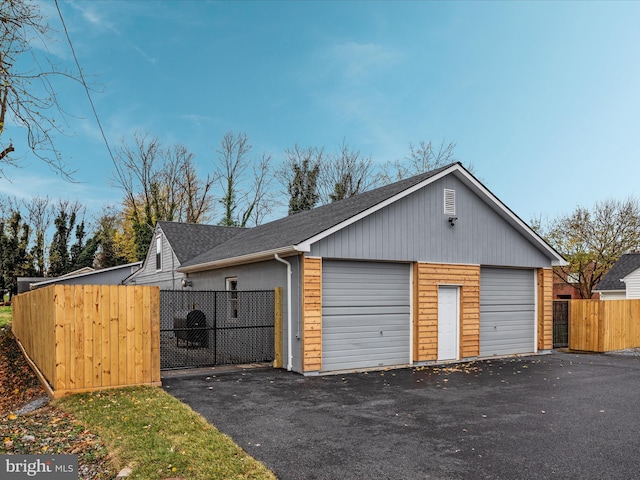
599, 290, 627, 301
622, 268, 640, 299
595, 253, 640, 300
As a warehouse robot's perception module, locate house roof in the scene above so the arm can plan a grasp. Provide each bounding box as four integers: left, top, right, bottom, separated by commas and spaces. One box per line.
594, 253, 640, 292
156, 221, 244, 264
178, 162, 566, 272
30, 262, 142, 288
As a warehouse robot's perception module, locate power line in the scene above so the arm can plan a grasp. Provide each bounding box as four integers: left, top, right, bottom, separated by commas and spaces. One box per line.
54, 0, 118, 171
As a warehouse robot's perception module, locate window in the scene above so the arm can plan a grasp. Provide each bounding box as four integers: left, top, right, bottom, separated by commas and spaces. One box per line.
155, 236, 162, 271
226, 277, 238, 319
444, 189, 456, 215
567, 273, 580, 284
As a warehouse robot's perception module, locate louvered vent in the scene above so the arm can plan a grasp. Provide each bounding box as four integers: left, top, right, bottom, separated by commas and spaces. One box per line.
444, 189, 456, 215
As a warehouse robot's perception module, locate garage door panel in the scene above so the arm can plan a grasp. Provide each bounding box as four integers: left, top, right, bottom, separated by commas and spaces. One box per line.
323, 322, 410, 335
480, 268, 535, 357
322, 351, 408, 371
482, 306, 534, 314
322, 261, 410, 372
323, 323, 409, 334
323, 306, 410, 317
323, 338, 409, 351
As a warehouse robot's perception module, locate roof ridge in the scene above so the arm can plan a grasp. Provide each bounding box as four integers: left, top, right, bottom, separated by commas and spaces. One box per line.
179, 163, 459, 268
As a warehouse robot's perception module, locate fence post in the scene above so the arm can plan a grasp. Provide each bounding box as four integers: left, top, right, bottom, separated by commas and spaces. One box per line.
274, 287, 283, 368
213, 292, 217, 364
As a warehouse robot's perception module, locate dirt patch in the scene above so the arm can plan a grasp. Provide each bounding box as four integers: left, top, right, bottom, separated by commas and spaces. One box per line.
0, 325, 116, 479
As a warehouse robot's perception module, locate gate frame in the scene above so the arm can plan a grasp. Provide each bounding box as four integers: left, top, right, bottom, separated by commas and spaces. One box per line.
159, 288, 282, 370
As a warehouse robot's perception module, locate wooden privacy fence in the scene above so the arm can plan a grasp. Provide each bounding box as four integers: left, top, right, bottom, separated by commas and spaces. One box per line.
569, 299, 640, 352
12, 285, 161, 398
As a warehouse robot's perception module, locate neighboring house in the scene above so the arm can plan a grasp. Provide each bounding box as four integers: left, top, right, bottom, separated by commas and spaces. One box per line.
594, 253, 640, 300
168, 162, 565, 375
125, 221, 243, 290
17, 277, 48, 294
28, 262, 142, 290
553, 266, 599, 299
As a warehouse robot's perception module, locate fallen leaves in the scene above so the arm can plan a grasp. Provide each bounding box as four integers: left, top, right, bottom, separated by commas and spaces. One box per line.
0, 326, 115, 479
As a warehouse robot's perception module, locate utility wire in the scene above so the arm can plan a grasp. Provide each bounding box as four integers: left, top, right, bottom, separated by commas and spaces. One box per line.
54, 0, 118, 171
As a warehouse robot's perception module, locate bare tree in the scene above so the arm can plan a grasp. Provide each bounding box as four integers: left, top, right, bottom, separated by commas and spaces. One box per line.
320, 140, 377, 203
0, 0, 79, 177
243, 152, 275, 227
380, 139, 460, 183
113, 132, 160, 224
23, 195, 52, 276
112, 131, 215, 259
541, 198, 640, 298
214, 131, 273, 227
179, 150, 215, 223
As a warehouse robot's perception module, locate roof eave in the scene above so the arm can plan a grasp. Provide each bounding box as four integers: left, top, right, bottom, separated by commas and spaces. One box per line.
451, 167, 567, 266
31, 262, 143, 287
177, 246, 301, 273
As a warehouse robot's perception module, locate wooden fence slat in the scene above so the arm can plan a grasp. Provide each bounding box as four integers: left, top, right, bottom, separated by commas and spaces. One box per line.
569, 299, 640, 352
73, 286, 85, 389
91, 285, 102, 388
118, 286, 128, 386
126, 286, 136, 385
54, 286, 66, 391
149, 286, 160, 383
100, 286, 110, 387
12, 284, 161, 397
141, 286, 151, 383
83, 285, 94, 389
109, 285, 119, 387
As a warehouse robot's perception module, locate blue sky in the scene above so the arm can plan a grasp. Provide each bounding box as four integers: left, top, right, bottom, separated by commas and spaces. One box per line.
2, 0, 639, 225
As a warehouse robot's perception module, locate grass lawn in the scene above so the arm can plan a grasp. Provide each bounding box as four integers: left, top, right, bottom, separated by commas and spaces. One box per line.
2, 321, 276, 479
0, 306, 11, 328
57, 386, 277, 480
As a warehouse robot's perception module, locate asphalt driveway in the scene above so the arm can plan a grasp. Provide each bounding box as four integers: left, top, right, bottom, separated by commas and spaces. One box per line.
162, 352, 640, 480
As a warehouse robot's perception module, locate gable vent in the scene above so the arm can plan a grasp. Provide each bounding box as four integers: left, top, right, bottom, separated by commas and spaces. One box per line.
444, 189, 456, 215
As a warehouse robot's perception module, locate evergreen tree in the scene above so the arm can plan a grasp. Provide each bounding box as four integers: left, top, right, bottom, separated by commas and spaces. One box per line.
48, 208, 76, 276
0, 211, 33, 296
285, 145, 322, 215
329, 172, 357, 203
69, 220, 87, 268
73, 237, 100, 270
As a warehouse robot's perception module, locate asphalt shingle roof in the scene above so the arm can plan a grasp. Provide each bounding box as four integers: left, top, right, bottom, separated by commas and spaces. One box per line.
180, 163, 455, 268
596, 253, 640, 291
156, 221, 244, 264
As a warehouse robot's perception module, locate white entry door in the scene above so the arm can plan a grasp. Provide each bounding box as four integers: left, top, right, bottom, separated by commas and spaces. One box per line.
438, 286, 459, 361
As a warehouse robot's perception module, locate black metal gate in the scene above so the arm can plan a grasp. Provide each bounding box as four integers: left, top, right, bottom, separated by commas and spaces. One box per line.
160, 290, 275, 370
553, 300, 569, 348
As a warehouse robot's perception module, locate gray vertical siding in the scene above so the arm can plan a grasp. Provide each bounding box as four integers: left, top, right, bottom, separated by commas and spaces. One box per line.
310, 176, 551, 268
127, 227, 183, 289
188, 256, 303, 373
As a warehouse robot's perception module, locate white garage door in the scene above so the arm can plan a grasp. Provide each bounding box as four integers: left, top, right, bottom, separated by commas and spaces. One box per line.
480, 268, 535, 357
322, 261, 411, 372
